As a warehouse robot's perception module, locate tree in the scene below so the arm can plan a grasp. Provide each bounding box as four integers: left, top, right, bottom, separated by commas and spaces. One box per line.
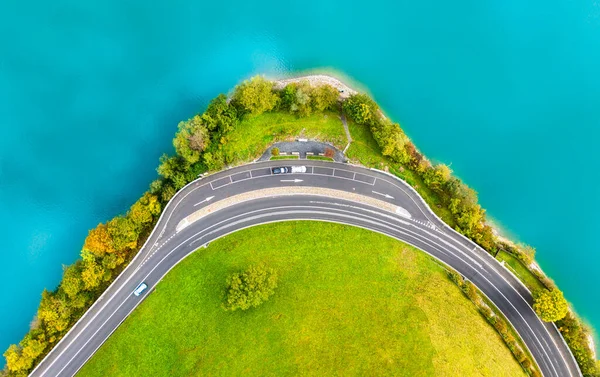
101, 252, 121, 270
203, 150, 225, 171
343, 93, 377, 125
371, 120, 411, 164
129, 192, 161, 229
279, 84, 297, 111
37, 290, 72, 334
160, 183, 177, 203
406, 142, 427, 172
533, 289, 569, 322
201, 93, 238, 135
474, 224, 496, 253
453, 203, 485, 238
83, 223, 114, 257
423, 164, 452, 192
223, 265, 278, 311
156, 154, 192, 190
311, 84, 339, 112
81, 259, 106, 290
446, 178, 479, 211
288, 81, 312, 117
157, 154, 187, 181
444, 177, 488, 240
20, 337, 46, 366
232, 76, 279, 116
70, 291, 92, 309
60, 263, 83, 299
173, 116, 209, 164
107, 216, 138, 252
188, 127, 209, 152
279, 81, 337, 117
4, 344, 32, 374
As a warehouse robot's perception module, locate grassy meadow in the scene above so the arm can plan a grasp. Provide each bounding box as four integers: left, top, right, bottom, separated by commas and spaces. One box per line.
79, 222, 525, 377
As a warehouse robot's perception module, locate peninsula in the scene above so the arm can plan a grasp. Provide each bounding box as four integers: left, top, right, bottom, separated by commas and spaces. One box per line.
3, 74, 598, 377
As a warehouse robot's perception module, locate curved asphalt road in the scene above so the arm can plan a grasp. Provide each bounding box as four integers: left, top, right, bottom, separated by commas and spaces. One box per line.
29, 160, 580, 377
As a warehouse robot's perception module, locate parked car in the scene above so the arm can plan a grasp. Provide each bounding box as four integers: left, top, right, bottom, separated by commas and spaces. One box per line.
133, 282, 148, 296
271, 166, 290, 174
271, 166, 307, 174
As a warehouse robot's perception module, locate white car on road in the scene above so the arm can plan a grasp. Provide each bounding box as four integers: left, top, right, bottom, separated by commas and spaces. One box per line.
271, 166, 306, 174
133, 282, 148, 296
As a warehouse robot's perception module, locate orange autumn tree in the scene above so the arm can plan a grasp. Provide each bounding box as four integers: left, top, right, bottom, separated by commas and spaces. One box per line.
83, 223, 115, 256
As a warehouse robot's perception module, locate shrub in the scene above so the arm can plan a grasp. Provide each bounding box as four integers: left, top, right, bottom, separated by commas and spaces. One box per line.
223, 265, 278, 311
447, 270, 464, 287
464, 281, 479, 303
513, 347, 527, 363
494, 318, 509, 338
479, 305, 494, 320
324, 147, 335, 158
530, 369, 542, 377
271, 147, 280, 156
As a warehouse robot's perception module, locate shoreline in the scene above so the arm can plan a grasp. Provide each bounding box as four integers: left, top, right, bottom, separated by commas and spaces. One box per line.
273, 73, 523, 253
10, 72, 594, 376
271, 71, 598, 359
272, 73, 358, 99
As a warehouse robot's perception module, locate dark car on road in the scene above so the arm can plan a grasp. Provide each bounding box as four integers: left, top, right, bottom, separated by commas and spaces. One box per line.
271, 166, 290, 174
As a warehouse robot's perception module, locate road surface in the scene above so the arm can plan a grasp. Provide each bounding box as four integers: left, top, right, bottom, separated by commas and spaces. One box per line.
29, 160, 580, 377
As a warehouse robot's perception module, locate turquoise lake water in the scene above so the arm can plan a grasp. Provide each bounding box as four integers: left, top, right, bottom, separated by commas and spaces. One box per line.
1, 0, 599, 356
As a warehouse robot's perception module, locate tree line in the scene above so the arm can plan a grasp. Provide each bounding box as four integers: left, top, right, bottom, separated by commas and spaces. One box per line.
343, 93, 496, 250
3, 192, 161, 375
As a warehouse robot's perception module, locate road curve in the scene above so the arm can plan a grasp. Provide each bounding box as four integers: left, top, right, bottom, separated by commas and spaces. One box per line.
29, 160, 580, 377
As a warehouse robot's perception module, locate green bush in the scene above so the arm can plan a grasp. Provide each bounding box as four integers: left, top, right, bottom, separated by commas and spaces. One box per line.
463, 281, 480, 303
223, 265, 278, 311
271, 147, 280, 156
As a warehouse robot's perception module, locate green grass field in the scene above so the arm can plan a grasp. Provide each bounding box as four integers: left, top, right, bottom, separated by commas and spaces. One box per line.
223, 111, 346, 163
270, 155, 299, 160
79, 222, 525, 377
223, 110, 455, 226
496, 250, 546, 292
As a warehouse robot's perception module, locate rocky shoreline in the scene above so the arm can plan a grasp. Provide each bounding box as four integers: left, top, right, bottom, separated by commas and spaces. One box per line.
273, 74, 358, 99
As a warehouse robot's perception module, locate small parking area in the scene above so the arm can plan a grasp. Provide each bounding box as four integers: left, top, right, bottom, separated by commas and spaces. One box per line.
258, 140, 347, 163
